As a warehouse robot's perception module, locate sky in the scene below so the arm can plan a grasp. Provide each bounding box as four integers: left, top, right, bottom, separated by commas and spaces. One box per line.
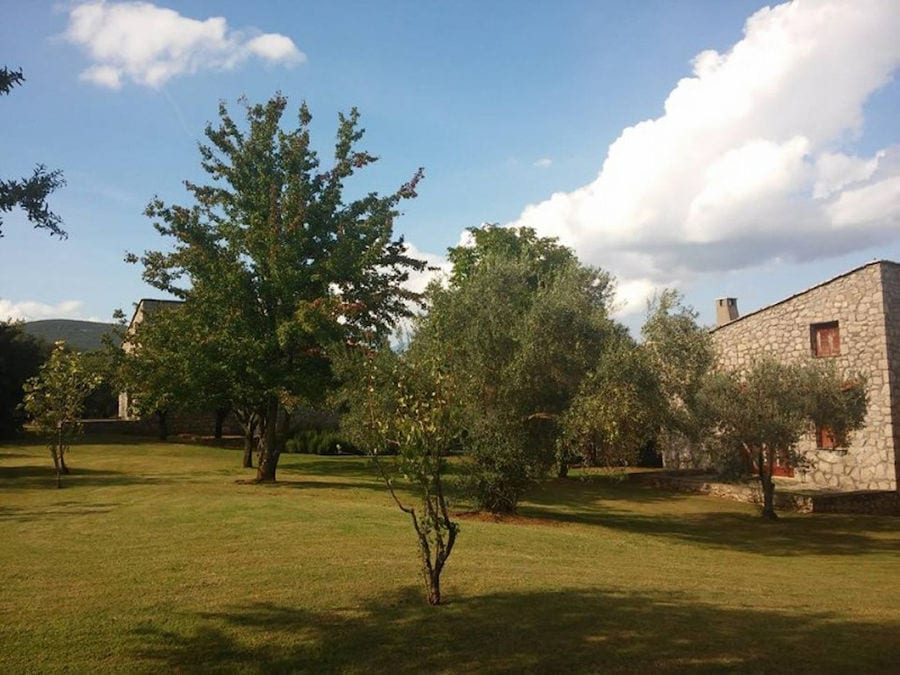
1, 0, 899, 334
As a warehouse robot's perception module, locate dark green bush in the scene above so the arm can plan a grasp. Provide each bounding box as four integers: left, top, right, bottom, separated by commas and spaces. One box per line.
286, 429, 362, 455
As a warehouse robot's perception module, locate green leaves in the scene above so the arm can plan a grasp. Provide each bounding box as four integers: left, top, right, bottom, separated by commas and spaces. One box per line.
128, 94, 427, 476
22, 342, 100, 481
1, 67, 66, 239
413, 227, 623, 510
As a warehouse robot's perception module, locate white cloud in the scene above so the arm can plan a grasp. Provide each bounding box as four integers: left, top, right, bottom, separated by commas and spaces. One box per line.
533, 158, 553, 168
612, 278, 660, 319
65, 1, 305, 89
511, 0, 900, 315
402, 242, 451, 295
0, 299, 91, 322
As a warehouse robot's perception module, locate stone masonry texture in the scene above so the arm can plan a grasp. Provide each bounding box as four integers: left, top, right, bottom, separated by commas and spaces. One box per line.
711, 261, 900, 492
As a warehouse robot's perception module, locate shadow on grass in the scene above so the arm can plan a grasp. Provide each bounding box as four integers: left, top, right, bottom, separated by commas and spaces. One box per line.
0, 500, 120, 521
236, 478, 389, 495
528, 475, 691, 508
517, 498, 900, 557
280, 456, 383, 481
0, 451, 31, 460
132, 587, 898, 673
0, 464, 168, 490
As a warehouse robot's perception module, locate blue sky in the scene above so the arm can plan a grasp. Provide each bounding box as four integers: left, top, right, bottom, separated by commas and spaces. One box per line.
2, 0, 898, 333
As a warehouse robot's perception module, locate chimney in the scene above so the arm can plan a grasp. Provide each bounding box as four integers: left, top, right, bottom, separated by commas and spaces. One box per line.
715, 297, 739, 326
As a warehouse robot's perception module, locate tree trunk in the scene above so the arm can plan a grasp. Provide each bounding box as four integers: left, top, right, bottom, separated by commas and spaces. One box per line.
255, 397, 281, 482
425, 569, 441, 606
758, 447, 778, 521
214, 406, 229, 440
234, 409, 258, 468
51, 444, 62, 489
157, 409, 169, 441
59, 450, 70, 475
242, 424, 256, 469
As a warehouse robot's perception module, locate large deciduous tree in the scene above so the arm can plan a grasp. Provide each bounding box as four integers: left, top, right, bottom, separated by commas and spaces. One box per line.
132, 94, 425, 481
700, 358, 867, 519
1, 67, 66, 239
22, 342, 100, 488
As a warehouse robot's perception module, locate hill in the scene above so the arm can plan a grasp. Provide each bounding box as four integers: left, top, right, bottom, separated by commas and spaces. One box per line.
23, 319, 119, 352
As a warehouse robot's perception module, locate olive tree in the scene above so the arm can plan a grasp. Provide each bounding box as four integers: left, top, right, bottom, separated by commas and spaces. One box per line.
700, 358, 867, 519
641, 290, 715, 466
411, 226, 622, 512
558, 342, 664, 475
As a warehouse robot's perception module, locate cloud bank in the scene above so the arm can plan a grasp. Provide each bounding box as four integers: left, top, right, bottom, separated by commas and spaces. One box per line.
510, 0, 900, 313
65, 1, 305, 89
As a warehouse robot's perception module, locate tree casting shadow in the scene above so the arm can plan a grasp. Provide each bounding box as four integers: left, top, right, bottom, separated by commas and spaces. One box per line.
502, 472, 899, 558
0, 464, 168, 490
132, 587, 898, 673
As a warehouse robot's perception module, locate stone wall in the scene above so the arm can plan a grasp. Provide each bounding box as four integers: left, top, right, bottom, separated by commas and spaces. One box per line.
881, 263, 900, 490
82, 411, 242, 438
711, 261, 898, 491
631, 472, 899, 515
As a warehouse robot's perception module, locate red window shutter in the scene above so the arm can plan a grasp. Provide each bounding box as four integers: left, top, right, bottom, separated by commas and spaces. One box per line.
811, 322, 840, 357
817, 425, 836, 449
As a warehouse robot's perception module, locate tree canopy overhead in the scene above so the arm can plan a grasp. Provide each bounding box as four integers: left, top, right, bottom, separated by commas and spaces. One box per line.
132, 93, 426, 481
1, 67, 66, 239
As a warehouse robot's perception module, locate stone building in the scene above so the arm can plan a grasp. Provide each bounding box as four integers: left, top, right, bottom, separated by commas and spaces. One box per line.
710, 260, 900, 491
116, 298, 239, 437
117, 298, 183, 419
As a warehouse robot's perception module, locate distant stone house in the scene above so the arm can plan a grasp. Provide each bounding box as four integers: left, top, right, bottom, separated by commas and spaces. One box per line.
710, 260, 900, 491
117, 297, 238, 438
117, 298, 183, 419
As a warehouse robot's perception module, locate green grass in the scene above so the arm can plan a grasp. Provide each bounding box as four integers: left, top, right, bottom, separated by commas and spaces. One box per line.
1, 438, 898, 673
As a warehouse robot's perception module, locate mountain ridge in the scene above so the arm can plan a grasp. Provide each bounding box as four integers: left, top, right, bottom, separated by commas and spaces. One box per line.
22, 319, 120, 352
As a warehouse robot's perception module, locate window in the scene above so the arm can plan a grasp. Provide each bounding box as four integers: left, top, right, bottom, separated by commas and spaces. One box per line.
816, 424, 837, 450
810, 321, 840, 357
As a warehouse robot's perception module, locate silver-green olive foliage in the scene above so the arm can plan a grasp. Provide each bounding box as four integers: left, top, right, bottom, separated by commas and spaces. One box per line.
411, 226, 630, 512
700, 358, 867, 519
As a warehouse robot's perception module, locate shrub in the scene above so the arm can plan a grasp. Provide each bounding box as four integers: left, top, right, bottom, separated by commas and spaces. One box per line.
286, 429, 362, 455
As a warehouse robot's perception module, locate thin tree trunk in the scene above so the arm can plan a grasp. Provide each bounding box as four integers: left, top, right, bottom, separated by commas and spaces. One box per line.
556, 448, 570, 478
758, 447, 778, 520
51, 443, 62, 489
214, 406, 229, 440
242, 415, 257, 469
157, 409, 169, 441
426, 569, 441, 605
59, 450, 70, 475
233, 409, 257, 469
255, 397, 281, 482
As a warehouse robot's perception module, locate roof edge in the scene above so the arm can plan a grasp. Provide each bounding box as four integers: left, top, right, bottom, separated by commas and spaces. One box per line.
711, 259, 898, 332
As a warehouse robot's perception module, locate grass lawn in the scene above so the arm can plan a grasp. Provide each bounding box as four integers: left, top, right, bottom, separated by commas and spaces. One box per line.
1, 438, 898, 673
